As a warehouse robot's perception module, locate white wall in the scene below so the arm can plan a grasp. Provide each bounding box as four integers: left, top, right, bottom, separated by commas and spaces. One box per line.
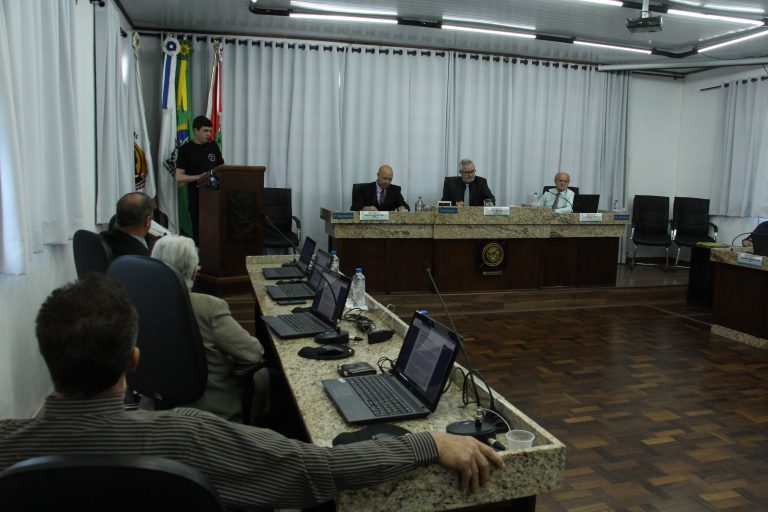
0, 0, 96, 419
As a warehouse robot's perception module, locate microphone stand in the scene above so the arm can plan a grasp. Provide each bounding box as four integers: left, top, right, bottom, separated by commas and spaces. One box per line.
260, 213, 300, 264
730, 232, 753, 247
423, 262, 496, 441
313, 269, 350, 345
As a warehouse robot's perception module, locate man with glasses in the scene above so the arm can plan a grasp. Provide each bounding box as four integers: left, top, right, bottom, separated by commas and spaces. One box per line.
442, 159, 495, 207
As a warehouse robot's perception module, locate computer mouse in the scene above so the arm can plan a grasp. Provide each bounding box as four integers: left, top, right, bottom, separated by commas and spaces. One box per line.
319, 344, 350, 356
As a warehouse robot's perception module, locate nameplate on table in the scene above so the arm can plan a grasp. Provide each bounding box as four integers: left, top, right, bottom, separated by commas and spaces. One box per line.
438, 206, 459, 214
483, 206, 510, 216
332, 211, 355, 220
359, 211, 390, 221
613, 213, 630, 221
579, 213, 603, 222
737, 252, 764, 267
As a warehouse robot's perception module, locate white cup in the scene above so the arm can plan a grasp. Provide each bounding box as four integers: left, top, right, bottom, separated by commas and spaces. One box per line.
505, 429, 534, 450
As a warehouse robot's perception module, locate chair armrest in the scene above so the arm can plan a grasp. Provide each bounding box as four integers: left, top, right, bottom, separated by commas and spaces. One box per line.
232, 361, 266, 378
291, 216, 302, 230
709, 222, 718, 241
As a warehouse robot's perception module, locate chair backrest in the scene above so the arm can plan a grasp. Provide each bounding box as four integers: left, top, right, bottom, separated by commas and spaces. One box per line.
0, 455, 225, 512
632, 195, 670, 234
542, 186, 579, 196
106, 255, 207, 408
73, 230, 113, 279
672, 197, 711, 236
262, 188, 293, 232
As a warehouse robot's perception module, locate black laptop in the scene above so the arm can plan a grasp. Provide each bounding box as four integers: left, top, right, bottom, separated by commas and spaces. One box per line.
262, 237, 316, 279
262, 269, 350, 339
322, 311, 460, 424
572, 194, 600, 213
266, 250, 332, 301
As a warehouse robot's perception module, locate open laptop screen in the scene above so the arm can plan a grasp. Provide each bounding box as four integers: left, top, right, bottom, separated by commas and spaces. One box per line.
297, 237, 316, 271
393, 312, 459, 410
306, 250, 332, 290
311, 270, 350, 325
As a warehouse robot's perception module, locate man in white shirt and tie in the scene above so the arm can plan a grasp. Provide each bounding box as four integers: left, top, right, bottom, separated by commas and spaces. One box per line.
538, 171, 574, 213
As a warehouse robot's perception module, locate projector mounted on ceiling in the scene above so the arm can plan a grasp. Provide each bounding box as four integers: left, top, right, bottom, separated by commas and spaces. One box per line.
626, 0, 662, 33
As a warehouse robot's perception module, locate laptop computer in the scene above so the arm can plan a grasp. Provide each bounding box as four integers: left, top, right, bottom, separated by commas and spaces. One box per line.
266, 250, 332, 301
572, 194, 600, 213
262, 237, 316, 279
262, 269, 351, 339
322, 311, 460, 424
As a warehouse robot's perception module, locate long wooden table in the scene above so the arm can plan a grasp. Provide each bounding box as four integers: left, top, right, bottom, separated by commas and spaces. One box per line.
247, 255, 565, 511
322, 207, 629, 293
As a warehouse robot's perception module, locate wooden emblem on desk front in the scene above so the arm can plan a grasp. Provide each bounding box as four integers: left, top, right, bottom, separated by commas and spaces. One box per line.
478, 241, 506, 276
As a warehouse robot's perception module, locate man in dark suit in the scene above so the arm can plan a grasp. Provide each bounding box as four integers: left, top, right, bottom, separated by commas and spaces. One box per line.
351, 164, 410, 211
100, 192, 152, 258
442, 159, 495, 207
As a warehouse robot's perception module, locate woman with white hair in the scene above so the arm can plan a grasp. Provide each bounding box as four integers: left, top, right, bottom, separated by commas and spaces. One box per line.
151, 235, 269, 423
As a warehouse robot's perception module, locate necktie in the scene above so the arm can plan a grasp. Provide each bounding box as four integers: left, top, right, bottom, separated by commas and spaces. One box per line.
552, 192, 560, 210
378, 188, 385, 206
464, 183, 470, 205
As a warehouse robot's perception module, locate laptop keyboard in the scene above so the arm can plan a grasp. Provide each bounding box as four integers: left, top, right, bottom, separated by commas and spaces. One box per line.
279, 313, 329, 332
348, 375, 414, 417
277, 283, 312, 297
266, 267, 302, 278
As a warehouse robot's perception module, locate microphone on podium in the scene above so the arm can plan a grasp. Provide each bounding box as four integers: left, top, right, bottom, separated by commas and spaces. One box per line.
259, 212, 300, 263
543, 188, 573, 209
422, 261, 496, 441
730, 232, 753, 246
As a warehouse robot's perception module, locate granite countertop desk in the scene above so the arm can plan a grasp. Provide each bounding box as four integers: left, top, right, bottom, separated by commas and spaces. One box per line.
247, 255, 565, 512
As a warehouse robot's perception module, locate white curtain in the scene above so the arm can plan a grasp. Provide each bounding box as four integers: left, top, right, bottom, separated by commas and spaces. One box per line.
223, 40, 345, 247
448, 56, 628, 209
340, 46, 451, 208
95, 1, 133, 224
711, 78, 768, 217
0, 0, 83, 274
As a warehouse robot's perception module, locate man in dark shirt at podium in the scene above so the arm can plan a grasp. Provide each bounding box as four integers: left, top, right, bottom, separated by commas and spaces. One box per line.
442, 159, 495, 207
100, 192, 152, 258
351, 164, 410, 211
175, 116, 224, 243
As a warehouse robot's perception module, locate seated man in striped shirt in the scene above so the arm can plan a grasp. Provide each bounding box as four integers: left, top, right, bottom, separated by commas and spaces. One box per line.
0, 274, 504, 509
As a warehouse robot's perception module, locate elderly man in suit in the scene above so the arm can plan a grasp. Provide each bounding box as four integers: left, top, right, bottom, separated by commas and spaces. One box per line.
442, 159, 495, 207
100, 192, 152, 258
351, 164, 410, 212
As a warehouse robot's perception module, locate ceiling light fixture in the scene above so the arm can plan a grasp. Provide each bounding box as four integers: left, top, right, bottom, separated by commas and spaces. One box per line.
573, 0, 623, 6
699, 28, 768, 51
289, 13, 397, 24
442, 16, 536, 32
442, 24, 535, 38
704, 3, 765, 15
289, 1, 397, 17
667, 9, 763, 25
574, 40, 652, 54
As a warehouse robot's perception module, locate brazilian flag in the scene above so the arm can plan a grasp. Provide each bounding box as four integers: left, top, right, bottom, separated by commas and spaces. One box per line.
176, 38, 194, 238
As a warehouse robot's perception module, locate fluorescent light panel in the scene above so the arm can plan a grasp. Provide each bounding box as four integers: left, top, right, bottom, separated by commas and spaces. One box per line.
571, 0, 623, 6
289, 13, 397, 24
700, 29, 768, 51
574, 41, 652, 54
442, 16, 536, 32
704, 3, 765, 15
442, 24, 535, 38
667, 9, 763, 25
289, 1, 397, 17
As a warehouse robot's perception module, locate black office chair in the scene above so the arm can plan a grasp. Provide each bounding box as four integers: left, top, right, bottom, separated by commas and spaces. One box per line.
107, 255, 208, 409
262, 188, 301, 253
631, 195, 672, 271
73, 230, 113, 279
670, 197, 718, 270
0, 454, 225, 512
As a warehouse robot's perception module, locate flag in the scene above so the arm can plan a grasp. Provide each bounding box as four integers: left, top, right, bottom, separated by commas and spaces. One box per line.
130, 32, 155, 198
176, 38, 193, 237
206, 41, 223, 150
156, 36, 180, 233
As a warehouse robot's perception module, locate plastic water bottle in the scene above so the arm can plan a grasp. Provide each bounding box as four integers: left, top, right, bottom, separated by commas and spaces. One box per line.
415, 197, 425, 212
351, 268, 367, 309
532, 192, 539, 207
329, 250, 340, 272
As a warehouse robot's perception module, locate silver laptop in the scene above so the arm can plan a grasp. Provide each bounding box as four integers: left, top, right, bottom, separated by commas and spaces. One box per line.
262, 237, 316, 279
322, 311, 460, 424
266, 250, 332, 301
261, 270, 350, 339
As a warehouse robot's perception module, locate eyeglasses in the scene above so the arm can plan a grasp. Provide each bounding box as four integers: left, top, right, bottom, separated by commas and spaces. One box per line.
460, 169, 476, 175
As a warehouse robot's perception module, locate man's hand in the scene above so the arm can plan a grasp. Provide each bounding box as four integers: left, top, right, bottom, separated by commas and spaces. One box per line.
431, 432, 505, 492
397, 206, 408, 212
456, 201, 465, 207
362, 206, 379, 211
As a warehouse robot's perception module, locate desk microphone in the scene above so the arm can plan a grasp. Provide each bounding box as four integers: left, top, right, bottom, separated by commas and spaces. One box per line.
259, 213, 300, 263
543, 188, 573, 209
314, 269, 350, 345
422, 261, 496, 442
730, 232, 752, 246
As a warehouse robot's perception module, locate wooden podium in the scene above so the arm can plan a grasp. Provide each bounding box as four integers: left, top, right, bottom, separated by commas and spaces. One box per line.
196, 165, 266, 293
